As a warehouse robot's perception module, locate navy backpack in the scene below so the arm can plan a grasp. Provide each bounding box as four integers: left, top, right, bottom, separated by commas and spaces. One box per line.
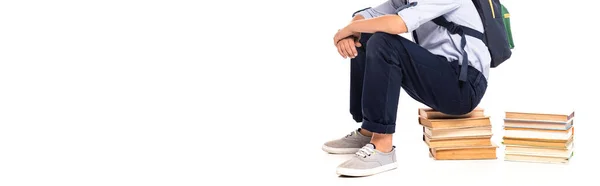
427, 0, 513, 68
424, 0, 515, 81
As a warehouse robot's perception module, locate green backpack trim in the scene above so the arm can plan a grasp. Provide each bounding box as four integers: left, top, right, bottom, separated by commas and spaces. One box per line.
501, 4, 514, 49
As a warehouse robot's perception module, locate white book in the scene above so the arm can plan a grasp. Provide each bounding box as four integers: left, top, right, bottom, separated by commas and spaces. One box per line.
504, 126, 573, 141
505, 141, 574, 158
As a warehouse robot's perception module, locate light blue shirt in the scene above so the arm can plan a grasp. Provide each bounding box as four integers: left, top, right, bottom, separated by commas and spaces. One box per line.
357, 0, 491, 79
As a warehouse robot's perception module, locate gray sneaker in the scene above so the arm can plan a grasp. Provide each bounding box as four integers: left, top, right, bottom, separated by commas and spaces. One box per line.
322, 129, 371, 154
336, 144, 398, 177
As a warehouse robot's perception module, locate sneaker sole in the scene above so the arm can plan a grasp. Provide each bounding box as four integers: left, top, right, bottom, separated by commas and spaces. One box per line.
321, 145, 360, 154
336, 163, 398, 177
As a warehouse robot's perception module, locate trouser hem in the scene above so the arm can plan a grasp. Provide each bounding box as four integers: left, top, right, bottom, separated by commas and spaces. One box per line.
361, 118, 395, 134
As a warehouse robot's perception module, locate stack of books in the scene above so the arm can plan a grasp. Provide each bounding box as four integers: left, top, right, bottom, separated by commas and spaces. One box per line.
418, 108, 497, 160
502, 110, 575, 164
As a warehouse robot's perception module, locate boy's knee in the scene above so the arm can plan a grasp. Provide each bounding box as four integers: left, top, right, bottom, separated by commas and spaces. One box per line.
365, 32, 395, 59
365, 32, 392, 48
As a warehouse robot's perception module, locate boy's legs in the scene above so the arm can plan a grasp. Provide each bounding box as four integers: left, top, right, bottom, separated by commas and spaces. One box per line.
336, 32, 487, 176
349, 33, 372, 123
359, 32, 482, 135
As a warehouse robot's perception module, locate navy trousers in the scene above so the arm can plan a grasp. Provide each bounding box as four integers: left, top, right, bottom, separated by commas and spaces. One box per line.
350, 32, 488, 134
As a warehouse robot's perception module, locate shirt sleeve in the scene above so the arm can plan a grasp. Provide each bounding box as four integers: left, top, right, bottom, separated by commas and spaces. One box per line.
397, 0, 461, 32
356, 0, 407, 19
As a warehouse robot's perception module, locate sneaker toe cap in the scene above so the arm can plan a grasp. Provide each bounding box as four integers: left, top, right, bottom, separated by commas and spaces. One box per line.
324, 140, 346, 148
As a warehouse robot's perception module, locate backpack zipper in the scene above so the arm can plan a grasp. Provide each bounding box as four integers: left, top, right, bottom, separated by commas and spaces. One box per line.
488, 0, 496, 18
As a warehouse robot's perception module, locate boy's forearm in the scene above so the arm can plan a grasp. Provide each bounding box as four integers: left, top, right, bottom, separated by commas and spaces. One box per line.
344, 14, 365, 37
347, 15, 407, 35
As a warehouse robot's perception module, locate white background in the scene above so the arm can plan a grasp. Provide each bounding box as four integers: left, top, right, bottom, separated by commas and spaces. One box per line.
1, 0, 598, 185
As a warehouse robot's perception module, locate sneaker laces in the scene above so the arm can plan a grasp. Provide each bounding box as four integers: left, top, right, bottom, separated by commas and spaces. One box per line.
345, 130, 357, 138
355, 146, 375, 158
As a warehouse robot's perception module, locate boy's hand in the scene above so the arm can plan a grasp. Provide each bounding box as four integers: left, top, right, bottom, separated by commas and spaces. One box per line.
333, 27, 354, 46
336, 36, 361, 59
334, 27, 362, 59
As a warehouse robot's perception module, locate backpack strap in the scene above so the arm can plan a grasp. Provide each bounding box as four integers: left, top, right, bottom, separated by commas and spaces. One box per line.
431, 16, 484, 82
412, 31, 420, 44
432, 17, 484, 42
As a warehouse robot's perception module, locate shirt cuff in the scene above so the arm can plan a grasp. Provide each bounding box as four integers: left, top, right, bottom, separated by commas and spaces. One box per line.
397, 8, 420, 33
